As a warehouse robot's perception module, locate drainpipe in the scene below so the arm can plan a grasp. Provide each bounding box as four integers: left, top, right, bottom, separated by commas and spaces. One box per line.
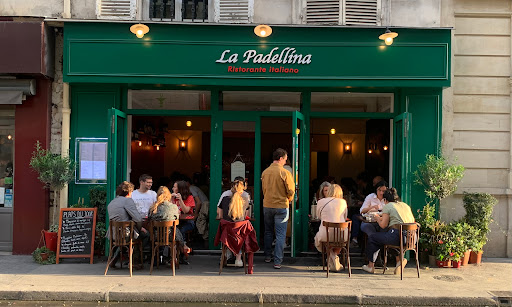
63, 0, 71, 18
60, 83, 71, 209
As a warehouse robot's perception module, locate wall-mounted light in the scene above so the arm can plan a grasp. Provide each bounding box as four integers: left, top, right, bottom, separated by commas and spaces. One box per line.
343, 143, 352, 154
179, 140, 188, 151
330, 128, 336, 135
379, 28, 398, 46
156, 145, 160, 150
254, 24, 272, 38
368, 149, 373, 154
130, 23, 149, 38
138, 140, 142, 147
7, 135, 12, 140
295, 128, 300, 135
186, 120, 192, 127
383, 145, 388, 151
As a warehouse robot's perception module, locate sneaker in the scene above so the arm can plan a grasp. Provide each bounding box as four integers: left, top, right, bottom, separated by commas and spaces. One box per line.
264, 257, 273, 263
394, 258, 407, 275
351, 237, 358, 245
273, 264, 282, 269
235, 259, 244, 267
362, 264, 374, 274
226, 257, 236, 265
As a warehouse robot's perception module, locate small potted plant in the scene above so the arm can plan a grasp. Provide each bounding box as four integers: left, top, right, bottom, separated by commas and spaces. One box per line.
463, 192, 497, 264
32, 246, 56, 265
435, 238, 452, 268
29, 141, 75, 252
446, 221, 467, 268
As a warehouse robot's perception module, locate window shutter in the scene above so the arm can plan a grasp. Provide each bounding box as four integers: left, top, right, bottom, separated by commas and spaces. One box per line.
214, 0, 253, 23
96, 0, 136, 20
305, 0, 341, 24
344, 0, 379, 26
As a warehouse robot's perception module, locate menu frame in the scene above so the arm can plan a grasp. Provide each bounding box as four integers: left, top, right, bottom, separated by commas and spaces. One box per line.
56, 208, 97, 264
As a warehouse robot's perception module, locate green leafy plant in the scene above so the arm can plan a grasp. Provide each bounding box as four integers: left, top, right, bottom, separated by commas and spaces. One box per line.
445, 221, 468, 261
463, 192, 497, 252
32, 246, 56, 265
416, 203, 437, 254
29, 141, 76, 230
414, 153, 465, 206
89, 186, 107, 223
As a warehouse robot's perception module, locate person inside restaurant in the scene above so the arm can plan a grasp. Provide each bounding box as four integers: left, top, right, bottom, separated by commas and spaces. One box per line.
314, 184, 348, 272
361, 187, 415, 274
351, 180, 387, 245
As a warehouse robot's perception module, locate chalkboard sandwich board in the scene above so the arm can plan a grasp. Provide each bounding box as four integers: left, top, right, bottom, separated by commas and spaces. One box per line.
56, 208, 97, 264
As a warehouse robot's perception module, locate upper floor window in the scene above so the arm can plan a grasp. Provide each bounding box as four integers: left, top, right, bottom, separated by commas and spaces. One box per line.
149, 0, 209, 21
303, 0, 380, 26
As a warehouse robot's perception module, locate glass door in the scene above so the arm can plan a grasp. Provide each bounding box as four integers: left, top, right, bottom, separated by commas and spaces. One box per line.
393, 112, 411, 204
291, 111, 305, 257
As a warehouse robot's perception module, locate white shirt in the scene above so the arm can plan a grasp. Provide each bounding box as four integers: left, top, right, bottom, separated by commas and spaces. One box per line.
131, 189, 157, 218
216, 190, 250, 207
359, 193, 386, 214
190, 185, 209, 203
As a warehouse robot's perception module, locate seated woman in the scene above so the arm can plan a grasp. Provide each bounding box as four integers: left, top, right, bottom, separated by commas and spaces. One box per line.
216, 178, 258, 273
351, 180, 387, 244
314, 184, 348, 272
218, 179, 250, 267
148, 186, 191, 263
362, 187, 415, 274
317, 181, 331, 201
171, 180, 196, 234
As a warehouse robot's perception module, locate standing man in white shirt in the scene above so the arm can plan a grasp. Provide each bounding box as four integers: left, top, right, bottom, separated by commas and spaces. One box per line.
131, 174, 157, 218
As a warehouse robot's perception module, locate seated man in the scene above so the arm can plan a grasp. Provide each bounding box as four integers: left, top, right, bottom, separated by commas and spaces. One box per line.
107, 181, 149, 268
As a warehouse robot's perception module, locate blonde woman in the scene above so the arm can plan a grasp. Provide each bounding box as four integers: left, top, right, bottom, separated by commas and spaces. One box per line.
314, 184, 348, 272
148, 186, 191, 263
218, 179, 250, 266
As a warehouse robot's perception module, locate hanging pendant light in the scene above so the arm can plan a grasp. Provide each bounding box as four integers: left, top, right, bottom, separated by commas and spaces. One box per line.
379, 28, 398, 45
130, 23, 150, 38
254, 24, 272, 38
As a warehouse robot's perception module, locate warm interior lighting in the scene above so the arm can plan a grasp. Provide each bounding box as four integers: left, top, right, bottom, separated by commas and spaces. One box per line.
179, 140, 188, 151
7, 135, 12, 140
186, 120, 192, 127
254, 25, 272, 38
330, 128, 336, 135
138, 140, 142, 147
368, 149, 373, 154
296, 128, 300, 135
379, 28, 398, 46
344, 143, 352, 154
130, 23, 149, 38
383, 145, 388, 151
156, 145, 160, 150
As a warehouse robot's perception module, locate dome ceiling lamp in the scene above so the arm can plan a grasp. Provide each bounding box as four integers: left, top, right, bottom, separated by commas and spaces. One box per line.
379, 28, 398, 45
130, 23, 150, 38
254, 24, 272, 38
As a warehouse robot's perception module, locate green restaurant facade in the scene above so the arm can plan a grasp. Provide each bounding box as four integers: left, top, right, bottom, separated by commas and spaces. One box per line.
63, 22, 450, 255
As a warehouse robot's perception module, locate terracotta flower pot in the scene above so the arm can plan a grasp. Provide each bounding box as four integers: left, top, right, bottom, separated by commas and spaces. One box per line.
435, 259, 451, 268
43, 230, 58, 253
461, 250, 471, 266
40, 252, 49, 261
469, 250, 483, 264
452, 260, 462, 268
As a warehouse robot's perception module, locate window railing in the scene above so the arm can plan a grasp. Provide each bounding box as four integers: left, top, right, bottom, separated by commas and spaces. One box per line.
149, 0, 208, 21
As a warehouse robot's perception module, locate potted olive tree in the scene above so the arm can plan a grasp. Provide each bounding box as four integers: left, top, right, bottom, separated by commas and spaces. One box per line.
29, 141, 75, 252
414, 153, 465, 266
463, 192, 497, 264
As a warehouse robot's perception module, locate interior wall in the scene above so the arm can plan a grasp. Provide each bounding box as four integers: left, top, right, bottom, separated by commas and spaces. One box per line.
328, 133, 366, 182
164, 130, 203, 180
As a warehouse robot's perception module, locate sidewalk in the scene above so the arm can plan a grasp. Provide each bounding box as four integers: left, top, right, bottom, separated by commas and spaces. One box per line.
0, 253, 511, 306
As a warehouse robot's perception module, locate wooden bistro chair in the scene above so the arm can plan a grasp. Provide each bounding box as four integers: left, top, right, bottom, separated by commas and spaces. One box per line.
149, 220, 180, 276
104, 220, 143, 277
321, 220, 352, 278
382, 223, 420, 280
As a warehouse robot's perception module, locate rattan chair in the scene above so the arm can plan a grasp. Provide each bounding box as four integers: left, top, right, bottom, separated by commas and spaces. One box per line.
321, 220, 352, 277
149, 220, 180, 276
382, 223, 420, 280
104, 220, 143, 277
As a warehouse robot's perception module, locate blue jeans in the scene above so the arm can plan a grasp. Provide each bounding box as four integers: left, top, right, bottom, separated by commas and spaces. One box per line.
179, 220, 195, 234
264, 207, 288, 265
361, 222, 383, 236
366, 228, 400, 263
351, 214, 362, 238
